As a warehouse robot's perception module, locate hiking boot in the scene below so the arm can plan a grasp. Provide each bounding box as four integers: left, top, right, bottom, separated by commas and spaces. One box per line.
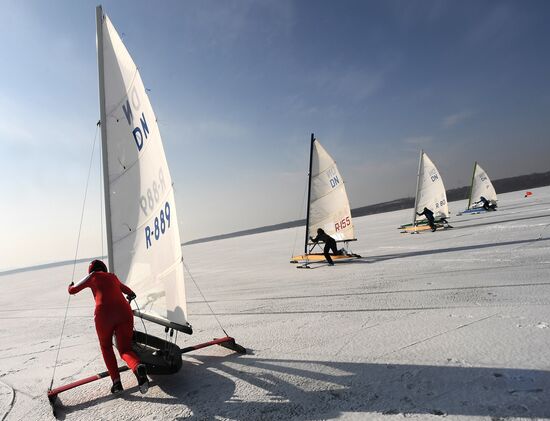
111, 379, 123, 395
134, 364, 149, 394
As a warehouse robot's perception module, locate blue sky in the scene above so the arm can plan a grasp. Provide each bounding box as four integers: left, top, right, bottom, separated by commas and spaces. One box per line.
1, 0, 549, 270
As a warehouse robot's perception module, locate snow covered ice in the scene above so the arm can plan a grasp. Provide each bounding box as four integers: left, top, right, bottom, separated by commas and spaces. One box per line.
1, 187, 550, 420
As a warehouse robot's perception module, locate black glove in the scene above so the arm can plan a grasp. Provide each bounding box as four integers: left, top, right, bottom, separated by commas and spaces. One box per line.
126, 293, 137, 303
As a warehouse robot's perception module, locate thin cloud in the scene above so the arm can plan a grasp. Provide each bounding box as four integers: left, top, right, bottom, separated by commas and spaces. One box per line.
0, 120, 33, 145
310, 56, 403, 104
184, 1, 295, 49
0, 97, 93, 150
388, 0, 451, 27
442, 110, 472, 128
466, 3, 516, 44
310, 65, 386, 102
336, 68, 385, 102
168, 117, 251, 146
403, 136, 434, 145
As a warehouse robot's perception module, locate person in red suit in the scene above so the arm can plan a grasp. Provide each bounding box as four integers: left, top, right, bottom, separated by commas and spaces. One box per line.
68, 259, 149, 394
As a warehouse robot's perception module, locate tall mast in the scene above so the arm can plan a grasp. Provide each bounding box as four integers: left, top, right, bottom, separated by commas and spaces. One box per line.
467, 161, 477, 210
412, 149, 423, 227
304, 133, 315, 254
96, 6, 114, 271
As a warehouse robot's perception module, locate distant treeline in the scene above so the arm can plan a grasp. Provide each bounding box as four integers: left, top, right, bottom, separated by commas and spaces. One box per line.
0, 256, 106, 278
3, 171, 549, 277
184, 170, 550, 246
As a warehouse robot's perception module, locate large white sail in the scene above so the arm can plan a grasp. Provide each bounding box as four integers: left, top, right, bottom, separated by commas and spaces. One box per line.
308, 140, 355, 242
469, 163, 497, 209
97, 12, 188, 329
414, 152, 449, 221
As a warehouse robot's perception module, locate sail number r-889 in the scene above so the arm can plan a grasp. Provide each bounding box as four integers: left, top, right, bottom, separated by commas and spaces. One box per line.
145, 202, 171, 249
139, 169, 166, 217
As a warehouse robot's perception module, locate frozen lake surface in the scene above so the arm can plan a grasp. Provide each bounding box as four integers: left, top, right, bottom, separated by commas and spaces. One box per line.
1, 187, 550, 420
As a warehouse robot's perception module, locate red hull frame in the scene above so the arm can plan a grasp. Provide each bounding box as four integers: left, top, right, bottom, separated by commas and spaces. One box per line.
48, 336, 243, 403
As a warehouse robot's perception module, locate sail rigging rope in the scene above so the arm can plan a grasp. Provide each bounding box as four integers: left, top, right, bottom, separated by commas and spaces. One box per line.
182, 258, 229, 337
290, 178, 309, 258
99, 121, 104, 258
49, 125, 100, 390
130, 298, 150, 352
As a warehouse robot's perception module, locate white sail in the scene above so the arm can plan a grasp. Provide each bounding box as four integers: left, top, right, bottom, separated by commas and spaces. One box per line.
308, 140, 355, 242
414, 152, 449, 221
97, 12, 188, 329
469, 163, 497, 209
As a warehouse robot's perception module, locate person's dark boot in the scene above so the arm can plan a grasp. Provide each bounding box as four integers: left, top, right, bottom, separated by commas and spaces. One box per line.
134, 364, 149, 394
111, 379, 123, 395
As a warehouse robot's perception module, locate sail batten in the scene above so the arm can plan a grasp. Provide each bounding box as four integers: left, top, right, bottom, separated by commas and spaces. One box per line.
97, 8, 189, 331
310, 183, 347, 205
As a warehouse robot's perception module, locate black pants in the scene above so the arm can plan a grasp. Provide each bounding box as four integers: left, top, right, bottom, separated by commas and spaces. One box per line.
324, 240, 338, 264
426, 217, 436, 230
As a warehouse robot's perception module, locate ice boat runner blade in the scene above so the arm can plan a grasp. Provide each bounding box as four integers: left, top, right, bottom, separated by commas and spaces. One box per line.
180, 336, 246, 355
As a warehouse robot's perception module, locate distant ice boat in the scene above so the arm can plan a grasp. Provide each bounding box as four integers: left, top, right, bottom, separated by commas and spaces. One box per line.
290, 134, 360, 267
47, 6, 244, 413
399, 150, 450, 233
458, 162, 498, 215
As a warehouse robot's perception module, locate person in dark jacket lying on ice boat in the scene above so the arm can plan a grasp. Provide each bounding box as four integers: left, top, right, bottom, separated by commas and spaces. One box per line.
416, 207, 437, 231
310, 228, 341, 266
475, 196, 497, 211
68, 259, 149, 395
416, 207, 453, 231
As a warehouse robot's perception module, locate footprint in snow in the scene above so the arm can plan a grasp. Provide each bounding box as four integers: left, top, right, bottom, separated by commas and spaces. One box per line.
536, 322, 548, 329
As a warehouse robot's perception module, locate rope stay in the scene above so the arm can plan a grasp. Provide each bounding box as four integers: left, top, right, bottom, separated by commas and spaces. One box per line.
99, 123, 104, 259
290, 178, 309, 258
49, 125, 100, 390
182, 258, 229, 337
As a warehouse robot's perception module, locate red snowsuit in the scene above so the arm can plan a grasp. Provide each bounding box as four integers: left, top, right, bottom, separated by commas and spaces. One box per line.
68, 272, 140, 381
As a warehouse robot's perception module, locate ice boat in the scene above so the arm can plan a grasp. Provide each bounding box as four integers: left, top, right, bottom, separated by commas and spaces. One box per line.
47, 6, 244, 413
290, 134, 360, 267
458, 162, 498, 215
399, 150, 451, 233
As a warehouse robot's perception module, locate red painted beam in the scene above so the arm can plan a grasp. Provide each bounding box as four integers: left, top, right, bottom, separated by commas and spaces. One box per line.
48, 366, 129, 400
47, 336, 245, 403
180, 336, 235, 353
